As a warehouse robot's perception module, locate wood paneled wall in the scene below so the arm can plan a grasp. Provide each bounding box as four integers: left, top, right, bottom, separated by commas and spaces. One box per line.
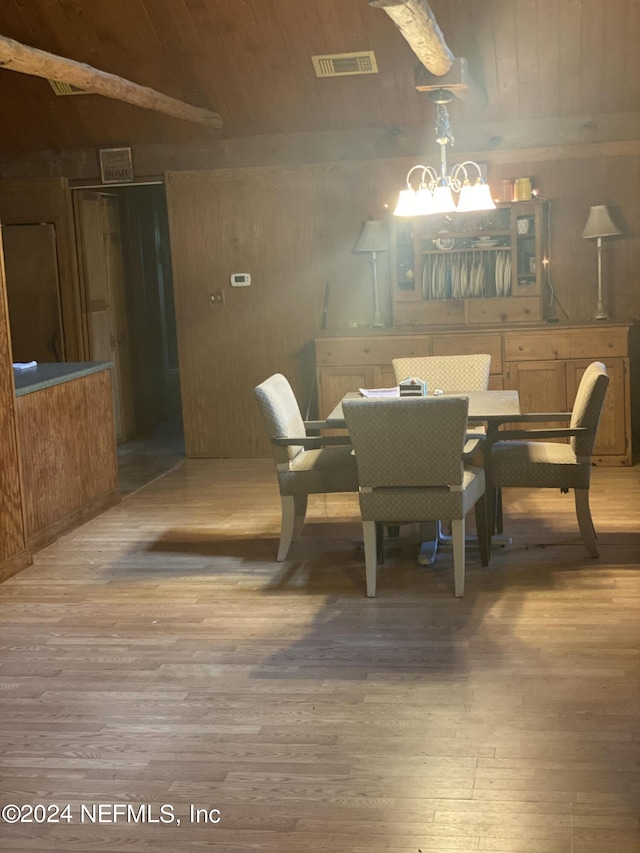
1, 137, 640, 459
0, 178, 85, 360
0, 228, 29, 580
165, 150, 640, 458
489, 155, 640, 325
165, 162, 399, 458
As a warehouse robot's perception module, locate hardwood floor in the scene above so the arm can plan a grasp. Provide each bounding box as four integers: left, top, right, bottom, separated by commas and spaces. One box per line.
117, 418, 185, 496
0, 459, 639, 852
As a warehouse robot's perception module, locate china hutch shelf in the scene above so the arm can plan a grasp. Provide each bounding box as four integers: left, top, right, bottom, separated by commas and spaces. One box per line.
392, 200, 550, 327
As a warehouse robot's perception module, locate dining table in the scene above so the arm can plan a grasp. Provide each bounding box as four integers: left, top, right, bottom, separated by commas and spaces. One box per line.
326, 388, 521, 565
326, 388, 521, 430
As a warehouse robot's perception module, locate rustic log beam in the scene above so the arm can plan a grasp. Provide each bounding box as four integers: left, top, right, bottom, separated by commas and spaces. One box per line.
0, 34, 223, 129
368, 0, 454, 76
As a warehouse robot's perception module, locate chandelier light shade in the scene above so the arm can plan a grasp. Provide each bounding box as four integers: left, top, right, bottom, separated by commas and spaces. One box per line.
582, 205, 621, 321
353, 219, 389, 328
394, 89, 495, 218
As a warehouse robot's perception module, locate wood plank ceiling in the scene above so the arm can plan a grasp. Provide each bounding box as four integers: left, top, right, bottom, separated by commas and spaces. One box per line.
0, 0, 638, 155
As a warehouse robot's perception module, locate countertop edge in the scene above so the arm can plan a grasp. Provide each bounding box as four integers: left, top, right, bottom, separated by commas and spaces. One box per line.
14, 362, 114, 397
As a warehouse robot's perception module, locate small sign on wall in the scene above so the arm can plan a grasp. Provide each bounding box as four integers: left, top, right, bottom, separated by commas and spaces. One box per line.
99, 147, 134, 184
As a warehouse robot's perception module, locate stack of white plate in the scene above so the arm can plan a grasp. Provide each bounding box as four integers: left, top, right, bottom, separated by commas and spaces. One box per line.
495, 251, 512, 296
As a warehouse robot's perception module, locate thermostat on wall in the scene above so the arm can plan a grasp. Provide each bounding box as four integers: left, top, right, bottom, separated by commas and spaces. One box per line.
230, 273, 251, 287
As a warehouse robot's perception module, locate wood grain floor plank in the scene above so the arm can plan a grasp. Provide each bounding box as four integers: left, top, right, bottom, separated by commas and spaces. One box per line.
0, 460, 638, 850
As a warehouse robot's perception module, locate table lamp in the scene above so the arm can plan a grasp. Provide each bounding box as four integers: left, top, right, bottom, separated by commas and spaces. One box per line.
353, 219, 389, 328
581, 205, 621, 320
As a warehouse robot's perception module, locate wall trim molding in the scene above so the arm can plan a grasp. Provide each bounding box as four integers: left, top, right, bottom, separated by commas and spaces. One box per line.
2, 112, 640, 182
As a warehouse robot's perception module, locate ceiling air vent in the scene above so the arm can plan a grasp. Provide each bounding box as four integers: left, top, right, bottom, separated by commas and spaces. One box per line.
312, 51, 378, 78
48, 79, 88, 96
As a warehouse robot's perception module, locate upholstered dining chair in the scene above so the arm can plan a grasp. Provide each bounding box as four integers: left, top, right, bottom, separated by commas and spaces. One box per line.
484, 361, 609, 557
392, 352, 493, 535
254, 373, 359, 561
342, 395, 489, 598
391, 353, 492, 394
392, 352, 491, 452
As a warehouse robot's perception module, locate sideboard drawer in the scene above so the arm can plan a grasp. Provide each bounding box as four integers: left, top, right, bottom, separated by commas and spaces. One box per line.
505, 333, 570, 361
505, 327, 628, 361
431, 333, 503, 373
467, 297, 541, 326
315, 336, 431, 366
393, 299, 465, 327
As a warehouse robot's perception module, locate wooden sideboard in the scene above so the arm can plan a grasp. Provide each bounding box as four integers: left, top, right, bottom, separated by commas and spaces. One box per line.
315, 322, 636, 466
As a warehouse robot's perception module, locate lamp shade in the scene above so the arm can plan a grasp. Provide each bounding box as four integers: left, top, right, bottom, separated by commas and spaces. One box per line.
582, 205, 621, 240
457, 180, 496, 213
393, 189, 419, 218
431, 184, 457, 213
353, 219, 389, 253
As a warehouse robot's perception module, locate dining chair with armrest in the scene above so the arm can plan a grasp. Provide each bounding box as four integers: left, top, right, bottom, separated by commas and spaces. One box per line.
484, 361, 609, 557
342, 396, 489, 598
391, 353, 492, 394
392, 352, 494, 534
254, 373, 359, 561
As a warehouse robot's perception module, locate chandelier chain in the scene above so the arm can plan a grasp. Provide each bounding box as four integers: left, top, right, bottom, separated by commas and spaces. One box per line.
435, 102, 454, 147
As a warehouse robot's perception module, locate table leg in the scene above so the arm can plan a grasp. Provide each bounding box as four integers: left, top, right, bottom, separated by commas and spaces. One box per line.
437, 519, 512, 548
418, 521, 439, 565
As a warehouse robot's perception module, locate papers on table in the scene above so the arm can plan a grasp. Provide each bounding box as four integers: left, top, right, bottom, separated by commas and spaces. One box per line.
359, 387, 400, 398
13, 361, 38, 371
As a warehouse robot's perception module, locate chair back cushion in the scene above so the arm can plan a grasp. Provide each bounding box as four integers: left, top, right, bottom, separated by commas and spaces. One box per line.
569, 362, 609, 456
342, 396, 468, 488
392, 353, 491, 392
254, 373, 306, 463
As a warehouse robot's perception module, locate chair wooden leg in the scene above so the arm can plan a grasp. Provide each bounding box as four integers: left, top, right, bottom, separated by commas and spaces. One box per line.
496, 488, 504, 534
575, 488, 599, 558
292, 494, 308, 541
376, 522, 385, 565
474, 494, 490, 567
277, 495, 296, 561
486, 485, 497, 545
451, 518, 465, 598
363, 520, 378, 597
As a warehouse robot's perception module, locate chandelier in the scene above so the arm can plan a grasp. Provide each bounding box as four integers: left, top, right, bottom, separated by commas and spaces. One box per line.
394, 89, 495, 217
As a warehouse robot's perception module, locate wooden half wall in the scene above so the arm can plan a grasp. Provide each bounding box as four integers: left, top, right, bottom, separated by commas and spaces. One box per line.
0, 228, 30, 581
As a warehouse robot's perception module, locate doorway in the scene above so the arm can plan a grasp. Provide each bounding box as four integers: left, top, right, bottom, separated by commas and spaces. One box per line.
75, 190, 136, 441
73, 183, 184, 487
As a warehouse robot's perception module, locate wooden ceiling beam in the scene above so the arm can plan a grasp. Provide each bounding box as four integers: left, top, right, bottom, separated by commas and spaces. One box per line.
0, 34, 223, 129
368, 0, 454, 77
